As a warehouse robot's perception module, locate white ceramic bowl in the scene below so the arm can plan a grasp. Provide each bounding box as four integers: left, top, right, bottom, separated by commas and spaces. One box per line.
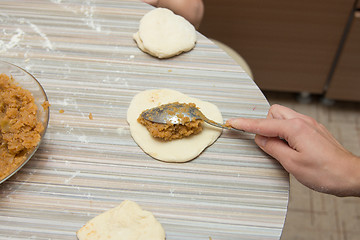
0, 60, 49, 184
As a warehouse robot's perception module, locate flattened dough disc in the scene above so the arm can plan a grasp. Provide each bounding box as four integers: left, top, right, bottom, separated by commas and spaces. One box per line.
127, 89, 223, 162
77, 200, 165, 240
133, 8, 197, 58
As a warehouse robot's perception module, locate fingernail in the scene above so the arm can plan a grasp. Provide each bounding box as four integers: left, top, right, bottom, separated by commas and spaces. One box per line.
226, 118, 243, 125
255, 135, 268, 148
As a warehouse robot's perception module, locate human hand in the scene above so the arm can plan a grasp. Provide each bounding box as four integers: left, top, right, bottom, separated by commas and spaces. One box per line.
227, 104, 360, 197
141, 0, 158, 5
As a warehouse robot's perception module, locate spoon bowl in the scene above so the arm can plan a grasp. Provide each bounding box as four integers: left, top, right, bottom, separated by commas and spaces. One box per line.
141, 102, 242, 131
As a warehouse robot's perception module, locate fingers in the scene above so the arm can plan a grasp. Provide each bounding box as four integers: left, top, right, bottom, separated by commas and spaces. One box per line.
267, 104, 299, 119
255, 135, 299, 171
226, 117, 294, 138
268, 104, 317, 125
227, 116, 301, 171
228, 116, 323, 153
157, 0, 204, 28
271, 106, 342, 148
141, 0, 158, 6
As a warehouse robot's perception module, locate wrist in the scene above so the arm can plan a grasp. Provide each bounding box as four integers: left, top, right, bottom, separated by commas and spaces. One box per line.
325, 152, 360, 197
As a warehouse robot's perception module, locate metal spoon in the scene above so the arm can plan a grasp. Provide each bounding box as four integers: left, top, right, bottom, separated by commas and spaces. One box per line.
140, 102, 243, 131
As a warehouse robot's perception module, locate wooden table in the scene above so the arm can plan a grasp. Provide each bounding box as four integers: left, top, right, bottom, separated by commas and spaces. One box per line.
0, 1, 289, 239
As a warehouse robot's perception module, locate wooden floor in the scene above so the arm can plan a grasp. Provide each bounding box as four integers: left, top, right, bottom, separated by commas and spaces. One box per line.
264, 91, 360, 240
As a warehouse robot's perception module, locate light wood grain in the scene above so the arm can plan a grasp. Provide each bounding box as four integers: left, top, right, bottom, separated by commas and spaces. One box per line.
0, 1, 289, 239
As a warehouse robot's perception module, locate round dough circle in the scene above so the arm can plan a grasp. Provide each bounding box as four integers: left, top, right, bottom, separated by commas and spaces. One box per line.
127, 89, 223, 162
133, 8, 197, 59
76, 200, 165, 240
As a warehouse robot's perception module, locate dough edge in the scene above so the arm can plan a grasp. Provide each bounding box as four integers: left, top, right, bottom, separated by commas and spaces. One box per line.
133, 8, 197, 59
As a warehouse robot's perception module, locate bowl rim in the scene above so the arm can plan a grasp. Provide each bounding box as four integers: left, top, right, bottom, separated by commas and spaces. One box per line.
0, 60, 50, 184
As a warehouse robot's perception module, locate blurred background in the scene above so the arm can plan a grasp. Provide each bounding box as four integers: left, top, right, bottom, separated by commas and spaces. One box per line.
199, 0, 360, 239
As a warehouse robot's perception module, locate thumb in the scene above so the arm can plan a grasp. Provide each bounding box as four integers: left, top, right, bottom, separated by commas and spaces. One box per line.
255, 135, 298, 171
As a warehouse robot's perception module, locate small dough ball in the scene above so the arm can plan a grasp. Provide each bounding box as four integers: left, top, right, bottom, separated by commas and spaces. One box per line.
77, 200, 165, 240
127, 89, 223, 162
133, 8, 197, 58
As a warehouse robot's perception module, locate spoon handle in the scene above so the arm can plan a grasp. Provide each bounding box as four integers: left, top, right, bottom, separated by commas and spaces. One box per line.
201, 116, 244, 132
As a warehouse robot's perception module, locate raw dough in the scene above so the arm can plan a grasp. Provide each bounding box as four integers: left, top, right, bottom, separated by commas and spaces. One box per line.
77, 200, 165, 240
133, 8, 197, 58
127, 89, 223, 162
